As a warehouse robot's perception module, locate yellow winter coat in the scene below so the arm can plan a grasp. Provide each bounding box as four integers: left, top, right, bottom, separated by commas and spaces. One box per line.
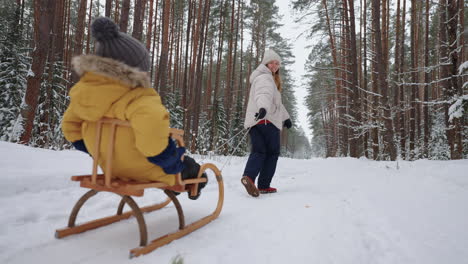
62, 55, 176, 185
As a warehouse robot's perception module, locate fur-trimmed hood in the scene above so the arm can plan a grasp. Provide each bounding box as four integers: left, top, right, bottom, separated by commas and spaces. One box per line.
72, 55, 151, 88
67, 55, 159, 122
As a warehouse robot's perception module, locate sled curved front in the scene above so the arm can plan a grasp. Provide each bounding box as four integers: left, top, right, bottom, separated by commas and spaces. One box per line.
129, 163, 224, 258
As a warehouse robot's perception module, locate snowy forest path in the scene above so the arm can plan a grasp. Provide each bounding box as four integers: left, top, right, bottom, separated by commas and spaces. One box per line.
1, 142, 468, 264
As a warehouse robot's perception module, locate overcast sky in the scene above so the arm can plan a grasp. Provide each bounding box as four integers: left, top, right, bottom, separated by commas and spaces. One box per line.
276, 1, 313, 141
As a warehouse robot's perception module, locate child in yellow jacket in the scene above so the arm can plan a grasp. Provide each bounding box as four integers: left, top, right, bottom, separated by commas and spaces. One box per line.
62, 17, 206, 199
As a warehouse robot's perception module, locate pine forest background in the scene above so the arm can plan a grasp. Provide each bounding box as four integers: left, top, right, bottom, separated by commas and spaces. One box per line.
0, 0, 466, 161
295, 0, 467, 160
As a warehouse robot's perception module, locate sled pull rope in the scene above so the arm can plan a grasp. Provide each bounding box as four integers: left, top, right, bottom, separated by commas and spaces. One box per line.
211, 127, 250, 154
196, 127, 250, 164
220, 127, 251, 171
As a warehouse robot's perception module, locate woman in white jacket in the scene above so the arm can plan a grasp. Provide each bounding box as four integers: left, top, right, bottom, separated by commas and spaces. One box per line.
241, 49, 292, 197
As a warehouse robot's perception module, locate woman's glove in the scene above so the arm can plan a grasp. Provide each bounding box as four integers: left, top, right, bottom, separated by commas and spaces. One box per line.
147, 138, 185, 174
283, 119, 292, 129
255, 108, 267, 120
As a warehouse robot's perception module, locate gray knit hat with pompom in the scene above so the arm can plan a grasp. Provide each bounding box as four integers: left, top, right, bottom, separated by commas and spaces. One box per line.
91, 17, 150, 72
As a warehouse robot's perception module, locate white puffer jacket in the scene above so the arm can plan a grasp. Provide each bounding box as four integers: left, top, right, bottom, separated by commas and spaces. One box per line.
244, 64, 290, 130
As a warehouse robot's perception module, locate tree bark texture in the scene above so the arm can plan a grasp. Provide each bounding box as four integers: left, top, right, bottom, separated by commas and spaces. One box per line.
372, 0, 396, 160
20, 0, 56, 144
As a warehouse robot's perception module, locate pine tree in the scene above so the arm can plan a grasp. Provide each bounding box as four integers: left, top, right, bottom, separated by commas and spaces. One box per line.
30, 61, 69, 149
165, 91, 184, 129
428, 111, 450, 160
0, 2, 30, 142
230, 95, 248, 156
303, 42, 335, 157
196, 111, 212, 155
211, 98, 228, 155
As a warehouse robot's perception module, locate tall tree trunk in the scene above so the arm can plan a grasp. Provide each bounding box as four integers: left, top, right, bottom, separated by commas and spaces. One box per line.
423, 0, 430, 157
188, 0, 203, 149
187, 0, 203, 112
460, 0, 466, 63
172, 1, 182, 94
370, 10, 380, 160
105, 0, 112, 17
372, 0, 396, 160
157, 0, 171, 101
409, 0, 418, 159
445, 0, 463, 159
381, 0, 389, 74
210, 0, 226, 151
19, 0, 25, 31
459, 0, 466, 159
237, 0, 244, 117
190, 0, 211, 152
416, 0, 423, 153
393, 0, 402, 157
205, 37, 214, 114
323, 0, 342, 157
232, 0, 241, 110
184, 0, 202, 144
40, 0, 61, 147
19, 0, 56, 144
132, 0, 147, 41
343, 0, 351, 155
399, 0, 407, 158
64, 0, 72, 85
85, 0, 93, 54
73, 0, 88, 56
166, 10, 175, 87
182, 0, 193, 111
244, 39, 253, 118
120, 0, 131, 33
346, 0, 361, 158
54, 0, 66, 62
146, 0, 155, 50
113, 0, 120, 23
362, 0, 369, 158
180, 1, 192, 148
70, 0, 88, 84
340, 7, 349, 156
224, 0, 236, 132
150, 0, 160, 82
439, 0, 453, 157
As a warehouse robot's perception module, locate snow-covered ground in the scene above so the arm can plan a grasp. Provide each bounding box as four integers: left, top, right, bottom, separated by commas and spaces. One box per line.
1, 141, 468, 264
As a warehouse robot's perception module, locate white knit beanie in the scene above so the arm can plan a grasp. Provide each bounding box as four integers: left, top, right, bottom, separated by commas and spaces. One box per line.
261, 49, 281, 65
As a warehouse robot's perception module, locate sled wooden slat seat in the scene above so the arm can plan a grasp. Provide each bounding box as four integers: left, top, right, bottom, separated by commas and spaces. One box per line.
55, 118, 224, 258
70, 174, 208, 196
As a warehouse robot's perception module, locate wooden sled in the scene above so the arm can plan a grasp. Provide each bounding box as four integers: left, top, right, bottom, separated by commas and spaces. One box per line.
55, 118, 224, 258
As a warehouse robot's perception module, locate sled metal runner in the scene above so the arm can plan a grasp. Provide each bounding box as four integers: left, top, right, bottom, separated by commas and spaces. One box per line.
55, 118, 224, 258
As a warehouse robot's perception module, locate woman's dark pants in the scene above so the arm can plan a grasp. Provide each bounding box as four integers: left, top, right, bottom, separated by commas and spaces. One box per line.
243, 123, 280, 189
